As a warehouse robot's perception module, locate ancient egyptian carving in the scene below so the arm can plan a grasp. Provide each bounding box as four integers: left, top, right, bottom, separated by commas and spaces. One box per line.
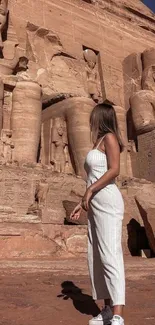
130, 48, 155, 135
26, 23, 62, 68
11, 81, 42, 163
42, 97, 94, 178
35, 179, 49, 208
50, 118, 71, 173
0, 129, 14, 164
26, 23, 87, 98
130, 90, 155, 134
27, 179, 49, 215
0, 0, 27, 78
83, 48, 100, 102
123, 52, 142, 111
142, 65, 155, 92
0, 1, 22, 138
0, 0, 8, 49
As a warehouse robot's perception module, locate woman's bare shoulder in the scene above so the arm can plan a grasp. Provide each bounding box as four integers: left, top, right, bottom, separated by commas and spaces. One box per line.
104, 133, 117, 141
104, 133, 119, 149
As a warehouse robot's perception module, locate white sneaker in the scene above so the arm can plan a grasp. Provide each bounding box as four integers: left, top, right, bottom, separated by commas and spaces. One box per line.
111, 315, 124, 325
89, 305, 113, 325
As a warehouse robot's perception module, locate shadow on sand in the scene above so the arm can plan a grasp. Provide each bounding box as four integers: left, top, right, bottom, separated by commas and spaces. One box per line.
58, 281, 100, 316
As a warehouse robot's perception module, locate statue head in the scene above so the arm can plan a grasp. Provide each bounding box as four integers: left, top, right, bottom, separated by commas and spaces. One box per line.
83, 49, 97, 69
57, 126, 63, 136
51, 118, 67, 143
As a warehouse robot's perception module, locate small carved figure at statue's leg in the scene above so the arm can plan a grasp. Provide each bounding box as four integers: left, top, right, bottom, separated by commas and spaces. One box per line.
55, 160, 61, 173
60, 159, 66, 173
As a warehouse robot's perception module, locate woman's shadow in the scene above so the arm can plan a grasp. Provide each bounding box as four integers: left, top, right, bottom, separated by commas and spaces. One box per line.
57, 281, 100, 316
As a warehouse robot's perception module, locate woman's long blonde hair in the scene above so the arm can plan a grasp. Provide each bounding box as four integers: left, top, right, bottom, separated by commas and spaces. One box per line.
90, 103, 124, 152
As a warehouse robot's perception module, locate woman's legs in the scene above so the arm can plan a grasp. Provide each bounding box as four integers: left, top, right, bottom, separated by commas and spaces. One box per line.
113, 305, 124, 317
88, 216, 111, 302
94, 213, 125, 314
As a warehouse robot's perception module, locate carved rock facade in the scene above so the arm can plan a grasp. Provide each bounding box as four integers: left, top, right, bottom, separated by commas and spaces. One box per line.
0, 0, 154, 258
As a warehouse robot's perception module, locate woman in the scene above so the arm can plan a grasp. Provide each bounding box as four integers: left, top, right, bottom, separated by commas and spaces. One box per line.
70, 103, 125, 325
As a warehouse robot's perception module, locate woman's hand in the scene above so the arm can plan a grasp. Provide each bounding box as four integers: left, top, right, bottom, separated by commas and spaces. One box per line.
70, 202, 82, 221
81, 187, 93, 211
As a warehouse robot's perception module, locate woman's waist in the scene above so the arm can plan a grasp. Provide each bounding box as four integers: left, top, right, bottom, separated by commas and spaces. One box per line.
87, 176, 116, 187
89, 182, 124, 206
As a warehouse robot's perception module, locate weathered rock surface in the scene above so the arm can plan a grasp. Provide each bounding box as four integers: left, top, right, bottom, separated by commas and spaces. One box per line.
0, 235, 58, 258
63, 200, 88, 225
0, 0, 154, 259
135, 184, 155, 253
42, 224, 87, 257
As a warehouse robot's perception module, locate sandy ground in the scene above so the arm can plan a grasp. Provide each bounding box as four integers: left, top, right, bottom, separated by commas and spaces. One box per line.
0, 257, 154, 325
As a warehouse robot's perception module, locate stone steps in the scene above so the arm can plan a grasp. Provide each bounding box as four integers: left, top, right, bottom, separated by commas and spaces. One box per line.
0, 205, 131, 259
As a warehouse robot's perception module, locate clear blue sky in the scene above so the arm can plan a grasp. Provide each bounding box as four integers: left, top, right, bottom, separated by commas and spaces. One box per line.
143, 0, 155, 12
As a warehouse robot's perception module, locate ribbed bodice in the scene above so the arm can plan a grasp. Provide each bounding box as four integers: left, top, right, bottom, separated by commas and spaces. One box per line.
85, 148, 110, 187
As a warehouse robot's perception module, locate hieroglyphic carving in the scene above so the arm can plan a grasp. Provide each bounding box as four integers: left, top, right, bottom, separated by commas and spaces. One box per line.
16, 171, 32, 213
4, 178, 14, 205
0, 168, 33, 214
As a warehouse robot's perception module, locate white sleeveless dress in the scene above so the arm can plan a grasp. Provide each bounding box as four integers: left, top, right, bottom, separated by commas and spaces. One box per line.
84, 143, 125, 306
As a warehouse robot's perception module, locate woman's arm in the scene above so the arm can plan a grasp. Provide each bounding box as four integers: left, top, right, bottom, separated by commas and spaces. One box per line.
90, 133, 120, 193
82, 133, 120, 210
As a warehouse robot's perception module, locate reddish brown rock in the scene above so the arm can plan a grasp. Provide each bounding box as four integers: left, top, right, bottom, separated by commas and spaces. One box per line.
11, 81, 42, 163
63, 200, 88, 225
42, 224, 87, 257
66, 234, 88, 254
0, 235, 58, 258
41, 207, 65, 225
135, 185, 155, 254
0, 0, 154, 259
